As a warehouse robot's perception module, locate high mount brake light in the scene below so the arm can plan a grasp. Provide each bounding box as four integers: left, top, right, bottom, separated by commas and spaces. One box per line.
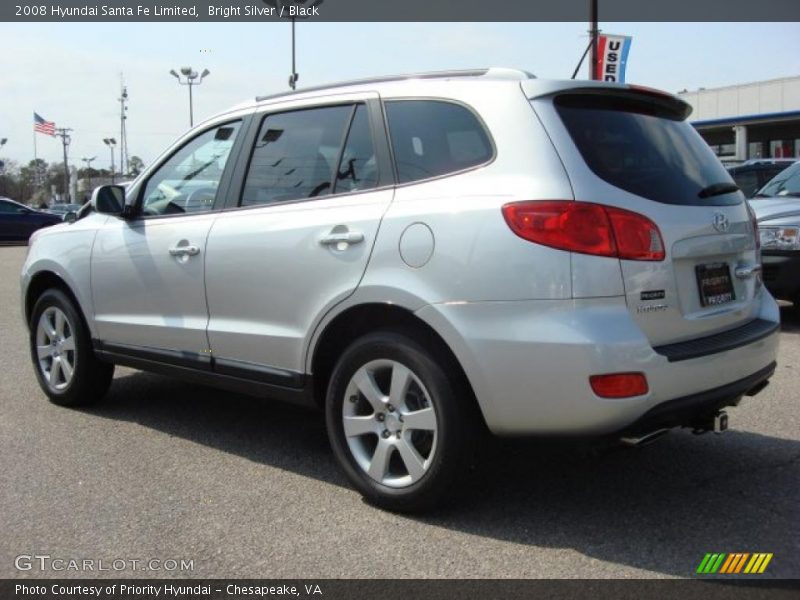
502, 201, 665, 261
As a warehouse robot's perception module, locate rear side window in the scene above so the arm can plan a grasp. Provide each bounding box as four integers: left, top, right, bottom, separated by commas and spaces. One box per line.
241, 105, 352, 206
385, 100, 493, 184
555, 93, 739, 206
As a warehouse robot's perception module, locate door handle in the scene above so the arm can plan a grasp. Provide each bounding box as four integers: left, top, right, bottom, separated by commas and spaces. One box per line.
319, 231, 364, 246
169, 243, 201, 257
734, 263, 761, 279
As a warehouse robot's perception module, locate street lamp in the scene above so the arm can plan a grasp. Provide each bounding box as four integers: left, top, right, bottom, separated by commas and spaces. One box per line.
0, 138, 6, 148
170, 67, 210, 127
103, 138, 117, 184
82, 156, 96, 196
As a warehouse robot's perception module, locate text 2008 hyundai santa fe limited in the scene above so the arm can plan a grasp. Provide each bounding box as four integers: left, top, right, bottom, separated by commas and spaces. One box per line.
21, 69, 780, 511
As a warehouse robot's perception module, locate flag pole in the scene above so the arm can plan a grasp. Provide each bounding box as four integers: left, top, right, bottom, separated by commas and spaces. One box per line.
33, 117, 39, 196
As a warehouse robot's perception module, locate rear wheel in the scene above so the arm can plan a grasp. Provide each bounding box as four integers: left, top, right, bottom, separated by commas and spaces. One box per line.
326, 331, 477, 512
29, 289, 114, 407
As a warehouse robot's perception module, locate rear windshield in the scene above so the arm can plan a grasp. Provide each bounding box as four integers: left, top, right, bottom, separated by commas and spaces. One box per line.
555, 93, 740, 206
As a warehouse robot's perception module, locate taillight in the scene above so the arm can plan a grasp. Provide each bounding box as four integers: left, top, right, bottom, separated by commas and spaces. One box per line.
502, 201, 665, 261
589, 373, 649, 398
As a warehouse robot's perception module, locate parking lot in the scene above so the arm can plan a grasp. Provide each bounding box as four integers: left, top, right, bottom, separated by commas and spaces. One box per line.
0, 244, 797, 579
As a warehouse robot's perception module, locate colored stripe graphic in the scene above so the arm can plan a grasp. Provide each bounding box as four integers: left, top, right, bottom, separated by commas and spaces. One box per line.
758, 554, 773, 573
734, 553, 750, 573
697, 552, 772, 574
697, 554, 712, 574
719, 554, 736, 574
710, 554, 726, 573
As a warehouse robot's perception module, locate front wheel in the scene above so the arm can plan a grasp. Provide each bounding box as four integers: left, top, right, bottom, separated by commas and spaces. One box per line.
325, 331, 477, 512
29, 288, 114, 407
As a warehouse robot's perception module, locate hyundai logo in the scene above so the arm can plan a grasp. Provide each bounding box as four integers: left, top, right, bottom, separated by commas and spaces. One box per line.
713, 213, 730, 233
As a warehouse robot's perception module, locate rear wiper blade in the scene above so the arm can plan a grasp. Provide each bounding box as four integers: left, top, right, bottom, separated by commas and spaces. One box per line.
698, 182, 740, 198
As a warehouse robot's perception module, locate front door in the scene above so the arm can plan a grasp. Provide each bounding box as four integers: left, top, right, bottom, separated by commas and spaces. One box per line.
91, 120, 244, 358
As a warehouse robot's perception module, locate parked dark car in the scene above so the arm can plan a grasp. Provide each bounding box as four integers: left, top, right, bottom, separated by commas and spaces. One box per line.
727, 159, 796, 198
0, 197, 63, 243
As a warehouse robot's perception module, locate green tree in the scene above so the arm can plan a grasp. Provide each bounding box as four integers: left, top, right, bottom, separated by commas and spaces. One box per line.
128, 155, 145, 177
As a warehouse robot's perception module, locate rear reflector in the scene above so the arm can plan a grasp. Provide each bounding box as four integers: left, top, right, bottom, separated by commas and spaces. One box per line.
502, 201, 665, 261
590, 373, 649, 398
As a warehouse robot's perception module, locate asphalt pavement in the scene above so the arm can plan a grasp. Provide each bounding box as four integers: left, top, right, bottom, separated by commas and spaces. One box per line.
0, 245, 797, 579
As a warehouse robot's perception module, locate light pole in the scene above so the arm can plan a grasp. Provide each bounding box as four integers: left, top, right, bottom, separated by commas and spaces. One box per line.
81, 156, 96, 196
170, 67, 210, 127
103, 138, 117, 184
262, 1, 324, 90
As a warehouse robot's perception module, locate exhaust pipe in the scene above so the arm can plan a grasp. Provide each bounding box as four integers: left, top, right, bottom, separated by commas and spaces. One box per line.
620, 428, 671, 447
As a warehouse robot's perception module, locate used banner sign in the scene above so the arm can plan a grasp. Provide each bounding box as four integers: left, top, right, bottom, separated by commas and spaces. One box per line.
594, 34, 632, 83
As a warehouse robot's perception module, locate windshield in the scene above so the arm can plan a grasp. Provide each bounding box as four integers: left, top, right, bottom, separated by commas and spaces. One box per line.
554, 93, 740, 206
755, 163, 800, 198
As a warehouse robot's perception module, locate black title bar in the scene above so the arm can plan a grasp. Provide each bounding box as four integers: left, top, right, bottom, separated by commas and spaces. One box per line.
4, 0, 800, 22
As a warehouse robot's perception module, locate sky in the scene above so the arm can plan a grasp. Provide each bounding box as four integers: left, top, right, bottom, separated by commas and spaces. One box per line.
1, 22, 799, 170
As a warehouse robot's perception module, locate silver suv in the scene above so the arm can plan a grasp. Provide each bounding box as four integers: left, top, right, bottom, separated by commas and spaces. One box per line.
21, 69, 780, 511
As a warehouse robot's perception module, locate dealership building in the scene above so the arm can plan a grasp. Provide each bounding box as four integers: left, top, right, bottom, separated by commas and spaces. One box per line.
677, 76, 800, 162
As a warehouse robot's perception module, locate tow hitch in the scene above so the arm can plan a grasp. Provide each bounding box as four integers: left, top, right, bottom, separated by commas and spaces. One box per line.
693, 410, 729, 435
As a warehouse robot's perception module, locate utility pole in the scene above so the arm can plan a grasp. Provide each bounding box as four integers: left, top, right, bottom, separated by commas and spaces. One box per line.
55, 128, 73, 202
589, 0, 599, 80
119, 76, 130, 177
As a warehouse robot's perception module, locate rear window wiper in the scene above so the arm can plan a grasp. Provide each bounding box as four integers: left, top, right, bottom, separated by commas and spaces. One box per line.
698, 182, 740, 198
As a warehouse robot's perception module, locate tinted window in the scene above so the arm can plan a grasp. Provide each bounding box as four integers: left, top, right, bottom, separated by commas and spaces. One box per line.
242, 106, 352, 206
757, 163, 800, 198
0, 200, 18, 214
385, 100, 493, 184
334, 105, 378, 194
730, 169, 760, 198
555, 94, 739, 206
141, 122, 241, 216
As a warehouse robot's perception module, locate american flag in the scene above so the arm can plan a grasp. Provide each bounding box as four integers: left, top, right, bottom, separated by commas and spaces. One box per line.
33, 112, 56, 136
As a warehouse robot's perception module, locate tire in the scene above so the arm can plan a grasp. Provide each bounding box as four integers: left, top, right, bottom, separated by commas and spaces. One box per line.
325, 330, 477, 512
29, 288, 114, 407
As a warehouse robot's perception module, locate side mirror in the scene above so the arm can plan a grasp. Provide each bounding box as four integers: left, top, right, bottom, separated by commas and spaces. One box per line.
17, 207, 31, 214
91, 185, 127, 216
63, 211, 77, 223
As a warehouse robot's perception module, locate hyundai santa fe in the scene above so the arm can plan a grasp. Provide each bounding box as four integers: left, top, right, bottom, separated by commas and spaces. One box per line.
21, 68, 780, 511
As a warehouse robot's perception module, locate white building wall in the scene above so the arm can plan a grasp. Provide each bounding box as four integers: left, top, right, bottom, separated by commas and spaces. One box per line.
678, 76, 800, 121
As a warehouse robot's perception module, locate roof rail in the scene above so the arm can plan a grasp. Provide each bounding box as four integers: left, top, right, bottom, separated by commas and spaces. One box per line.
255, 67, 536, 103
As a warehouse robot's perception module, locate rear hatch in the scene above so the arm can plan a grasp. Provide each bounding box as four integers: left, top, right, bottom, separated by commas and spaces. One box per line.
529, 85, 761, 346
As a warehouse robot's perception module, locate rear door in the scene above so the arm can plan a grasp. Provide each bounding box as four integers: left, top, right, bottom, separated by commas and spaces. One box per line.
532, 87, 761, 346
204, 94, 394, 383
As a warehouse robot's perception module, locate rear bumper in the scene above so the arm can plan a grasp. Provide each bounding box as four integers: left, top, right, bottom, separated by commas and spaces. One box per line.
416, 291, 780, 436
620, 361, 775, 436
762, 252, 800, 301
